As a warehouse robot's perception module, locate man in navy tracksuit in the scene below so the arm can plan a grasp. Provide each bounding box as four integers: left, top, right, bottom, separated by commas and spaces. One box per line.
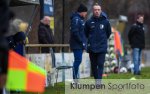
84, 4, 111, 82
69, 4, 87, 82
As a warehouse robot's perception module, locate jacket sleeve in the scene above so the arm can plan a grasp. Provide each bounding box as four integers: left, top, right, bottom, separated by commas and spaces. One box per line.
49, 28, 55, 43
70, 18, 83, 43
106, 20, 112, 39
38, 27, 49, 44
128, 25, 135, 44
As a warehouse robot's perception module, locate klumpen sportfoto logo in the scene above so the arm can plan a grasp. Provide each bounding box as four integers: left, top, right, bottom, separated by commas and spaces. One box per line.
70, 82, 145, 91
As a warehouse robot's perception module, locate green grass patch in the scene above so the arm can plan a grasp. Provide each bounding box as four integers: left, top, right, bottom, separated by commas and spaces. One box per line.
20, 67, 150, 94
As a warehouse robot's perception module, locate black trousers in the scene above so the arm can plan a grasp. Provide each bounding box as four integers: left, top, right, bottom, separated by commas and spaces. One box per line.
89, 52, 106, 79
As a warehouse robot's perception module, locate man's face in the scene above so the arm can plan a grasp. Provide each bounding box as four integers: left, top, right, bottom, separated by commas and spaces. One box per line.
137, 16, 144, 24
43, 17, 50, 25
44, 18, 50, 25
81, 12, 87, 18
93, 5, 102, 17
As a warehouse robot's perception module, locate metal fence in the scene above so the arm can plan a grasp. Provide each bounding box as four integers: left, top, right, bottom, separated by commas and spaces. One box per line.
25, 44, 70, 53
25, 44, 150, 54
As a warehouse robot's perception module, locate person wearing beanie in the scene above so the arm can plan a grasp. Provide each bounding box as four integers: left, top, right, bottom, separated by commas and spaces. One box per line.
77, 4, 88, 13
69, 4, 87, 83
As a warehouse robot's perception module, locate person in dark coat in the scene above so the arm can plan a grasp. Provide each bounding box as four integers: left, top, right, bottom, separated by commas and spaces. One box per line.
69, 4, 87, 82
0, 0, 10, 92
128, 14, 145, 75
13, 32, 26, 56
84, 3, 111, 83
38, 16, 54, 53
6, 19, 27, 57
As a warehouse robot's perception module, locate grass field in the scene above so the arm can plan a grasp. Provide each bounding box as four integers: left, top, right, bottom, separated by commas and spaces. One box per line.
20, 67, 150, 94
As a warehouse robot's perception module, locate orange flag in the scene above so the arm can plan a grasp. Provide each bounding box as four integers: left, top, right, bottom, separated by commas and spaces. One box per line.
114, 31, 124, 56
6, 50, 46, 93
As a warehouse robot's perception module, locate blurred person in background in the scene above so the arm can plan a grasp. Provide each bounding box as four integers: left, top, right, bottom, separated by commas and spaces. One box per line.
128, 14, 145, 75
6, 19, 27, 56
14, 22, 28, 56
38, 16, 55, 53
69, 4, 87, 83
0, 0, 10, 93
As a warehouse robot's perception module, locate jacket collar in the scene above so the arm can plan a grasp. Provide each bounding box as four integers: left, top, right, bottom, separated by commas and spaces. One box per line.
40, 22, 50, 28
76, 12, 84, 20
92, 13, 107, 21
136, 21, 143, 26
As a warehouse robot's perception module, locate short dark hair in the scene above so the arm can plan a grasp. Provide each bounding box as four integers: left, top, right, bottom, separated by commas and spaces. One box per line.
136, 13, 144, 19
